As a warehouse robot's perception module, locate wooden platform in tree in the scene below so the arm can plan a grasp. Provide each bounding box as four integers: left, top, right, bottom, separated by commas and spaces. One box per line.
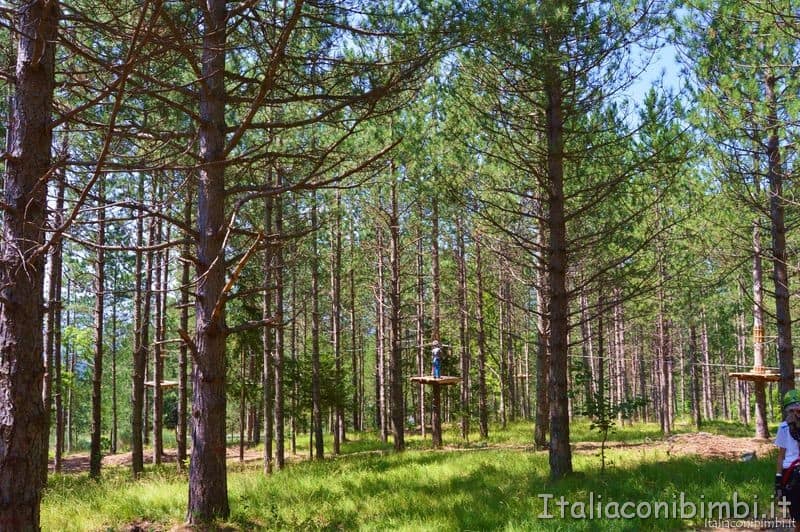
410, 376, 460, 386
728, 367, 800, 383
144, 380, 179, 387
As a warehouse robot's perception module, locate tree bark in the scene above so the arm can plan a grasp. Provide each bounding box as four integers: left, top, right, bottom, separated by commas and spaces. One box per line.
388, 178, 404, 452
544, 54, 572, 480
263, 190, 274, 474
752, 213, 769, 437
700, 312, 713, 419
177, 191, 191, 468
131, 175, 146, 475
475, 236, 489, 439
187, 0, 230, 521
350, 223, 361, 432
152, 214, 164, 466
415, 216, 426, 437
375, 228, 388, 442
311, 193, 324, 460
690, 323, 702, 430
273, 184, 285, 469
456, 218, 470, 440
90, 180, 106, 478
53, 175, 66, 473
110, 264, 118, 455
765, 71, 794, 396
331, 190, 344, 454
0, 1, 58, 527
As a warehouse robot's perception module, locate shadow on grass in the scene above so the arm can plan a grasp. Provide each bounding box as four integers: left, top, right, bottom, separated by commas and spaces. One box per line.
231, 448, 776, 531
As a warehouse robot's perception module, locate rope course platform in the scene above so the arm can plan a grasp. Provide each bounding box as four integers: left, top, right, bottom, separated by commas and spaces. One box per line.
410, 375, 461, 448
728, 366, 800, 383
410, 376, 460, 386
144, 380, 179, 387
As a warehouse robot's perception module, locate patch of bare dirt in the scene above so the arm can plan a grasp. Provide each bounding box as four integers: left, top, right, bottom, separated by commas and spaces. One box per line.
660, 432, 775, 461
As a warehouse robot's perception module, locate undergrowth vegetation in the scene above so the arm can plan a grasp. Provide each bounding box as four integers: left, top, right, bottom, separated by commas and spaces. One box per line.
41, 420, 779, 531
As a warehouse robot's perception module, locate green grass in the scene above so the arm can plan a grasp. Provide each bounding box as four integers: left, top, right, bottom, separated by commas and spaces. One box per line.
41, 420, 782, 531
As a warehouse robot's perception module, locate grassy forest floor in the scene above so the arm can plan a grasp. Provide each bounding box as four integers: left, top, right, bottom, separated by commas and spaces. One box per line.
42, 420, 787, 531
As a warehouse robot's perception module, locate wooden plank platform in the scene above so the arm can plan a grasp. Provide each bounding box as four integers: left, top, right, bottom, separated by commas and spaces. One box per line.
729, 372, 781, 382
144, 380, 179, 387
410, 376, 460, 385
729, 368, 800, 382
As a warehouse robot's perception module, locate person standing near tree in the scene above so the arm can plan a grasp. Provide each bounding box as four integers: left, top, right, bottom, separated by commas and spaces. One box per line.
775, 389, 800, 531
431, 341, 442, 379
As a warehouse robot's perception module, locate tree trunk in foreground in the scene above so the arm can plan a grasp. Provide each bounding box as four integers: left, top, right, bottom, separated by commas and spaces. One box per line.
187, 0, 230, 522
544, 54, 572, 480
0, 1, 58, 528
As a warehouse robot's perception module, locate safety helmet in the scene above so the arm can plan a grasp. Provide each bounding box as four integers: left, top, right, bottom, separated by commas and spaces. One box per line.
784, 389, 800, 409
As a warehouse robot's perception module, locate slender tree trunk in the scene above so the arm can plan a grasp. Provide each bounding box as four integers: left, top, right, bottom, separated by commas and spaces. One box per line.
613, 290, 626, 424
752, 212, 769, 438
376, 228, 388, 442
700, 312, 713, 419
66, 280, 73, 454
690, 323, 702, 430
311, 194, 324, 460
331, 190, 343, 454
765, 72, 794, 396
142, 222, 156, 448
431, 198, 441, 342
475, 236, 489, 439
0, 1, 58, 526
152, 214, 164, 466
416, 218, 426, 437
177, 191, 191, 468
544, 55, 572, 479
498, 272, 507, 428
350, 223, 361, 432
534, 208, 550, 449
239, 349, 246, 462
90, 180, 106, 478
131, 174, 147, 475
263, 191, 274, 474
188, 0, 230, 520
110, 266, 118, 455
53, 175, 65, 473
291, 272, 298, 455
388, 178, 404, 452
579, 290, 594, 404
456, 218, 470, 440
274, 186, 285, 469
503, 279, 516, 421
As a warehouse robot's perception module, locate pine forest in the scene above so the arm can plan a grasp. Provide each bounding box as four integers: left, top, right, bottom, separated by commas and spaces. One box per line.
1, 1, 799, 530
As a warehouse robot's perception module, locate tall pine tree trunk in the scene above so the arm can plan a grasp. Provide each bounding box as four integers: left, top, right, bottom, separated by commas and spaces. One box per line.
188, 0, 230, 520
152, 214, 164, 465
415, 218, 426, 437
544, 56, 572, 480
350, 224, 361, 431
375, 228, 388, 442
311, 194, 324, 460
53, 174, 66, 473
456, 218, 470, 440
131, 181, 144, 474
90, 180, 106, 478
752, 213, 769, 437
263, 191, 274, 474
273, 187, 285, 469
388, 179, 404, 451
177, 191, 191, 468
475, 235, 489, 439
331, 191, 344, 454
0, 1, 58, 526
765, 71, 794, 396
